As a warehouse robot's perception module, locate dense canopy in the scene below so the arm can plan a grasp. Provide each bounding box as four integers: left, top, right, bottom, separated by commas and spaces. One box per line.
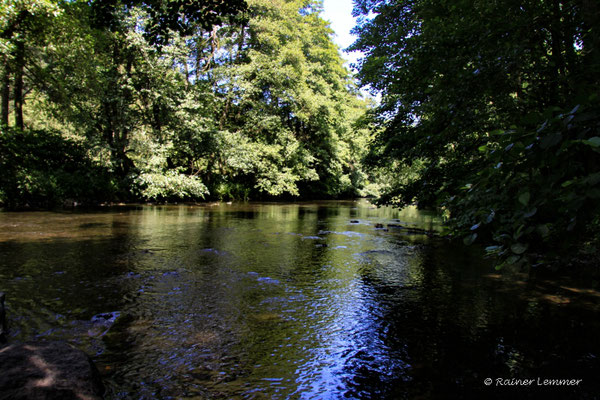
351, 0, 600, 266
1, 0, 374, 206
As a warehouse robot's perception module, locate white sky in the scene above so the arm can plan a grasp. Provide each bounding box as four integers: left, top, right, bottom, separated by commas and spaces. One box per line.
321, 0, 361, 69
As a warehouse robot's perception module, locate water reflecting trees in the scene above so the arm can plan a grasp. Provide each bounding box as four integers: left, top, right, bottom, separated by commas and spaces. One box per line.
1, 202, 598, 397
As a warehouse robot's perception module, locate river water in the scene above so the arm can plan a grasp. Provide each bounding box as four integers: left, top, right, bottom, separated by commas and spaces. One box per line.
0, 200, 598, 399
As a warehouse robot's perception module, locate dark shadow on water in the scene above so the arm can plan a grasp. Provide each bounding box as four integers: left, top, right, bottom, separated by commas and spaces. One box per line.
338, 242, 600, 400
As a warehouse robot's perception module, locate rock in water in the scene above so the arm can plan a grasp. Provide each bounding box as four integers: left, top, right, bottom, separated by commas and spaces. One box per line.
0, 341, 104, 400
88, 311, 121, 337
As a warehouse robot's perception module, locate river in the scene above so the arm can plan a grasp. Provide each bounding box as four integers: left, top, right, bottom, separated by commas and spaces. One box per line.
0, 200, 598, 399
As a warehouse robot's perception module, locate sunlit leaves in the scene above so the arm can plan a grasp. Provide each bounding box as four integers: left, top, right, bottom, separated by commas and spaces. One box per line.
209, 0, 370, 198
136, 170, 208, 200
1, 0, 371, 206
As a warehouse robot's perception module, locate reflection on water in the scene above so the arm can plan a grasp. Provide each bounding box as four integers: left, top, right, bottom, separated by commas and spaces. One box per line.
0, 200, 599, 399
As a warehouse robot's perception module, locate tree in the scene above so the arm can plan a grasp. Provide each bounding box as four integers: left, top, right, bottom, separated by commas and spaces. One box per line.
352, 0, 600, 266
26, 0, 247, 195
200, 0, 371, 199
0, 0, 60, 129
1, 0, 373, 207
90, 0, 247, 46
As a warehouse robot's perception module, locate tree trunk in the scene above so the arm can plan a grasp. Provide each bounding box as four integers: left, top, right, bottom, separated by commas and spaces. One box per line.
550, 0, 566, 80
183, 58, 190, 89
237, 24, 246, 61
580, 0, 600, 85
1, 63, 9, 127
563, 3, 577, 74
115, 140, 133, 177
204, 26, 219, 74
13, 40, 25, 130
195, 36, 203, 82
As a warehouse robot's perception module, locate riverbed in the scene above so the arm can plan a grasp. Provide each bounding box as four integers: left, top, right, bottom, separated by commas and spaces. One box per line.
1, 200, 598, 399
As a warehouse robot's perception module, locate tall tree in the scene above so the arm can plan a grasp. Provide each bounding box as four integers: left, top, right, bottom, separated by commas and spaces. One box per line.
199, 0, 371, 198
33, 0, 247, 181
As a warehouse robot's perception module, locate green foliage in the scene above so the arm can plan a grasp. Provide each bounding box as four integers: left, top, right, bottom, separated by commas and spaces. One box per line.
135, 170, 208, 201
448, 100, 600, 267
0, 127, 115, 208
90, 0, 247, 45
1, 0, 373, 208
352, 0, 600, 266
205, 0, 372, 199
213, 182, 251, 201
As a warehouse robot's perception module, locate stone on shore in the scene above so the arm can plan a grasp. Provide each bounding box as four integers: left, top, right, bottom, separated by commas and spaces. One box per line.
0, 341, 104, 400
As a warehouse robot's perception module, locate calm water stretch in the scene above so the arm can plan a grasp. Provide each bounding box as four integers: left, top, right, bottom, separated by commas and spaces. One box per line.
1, 201, 599, 399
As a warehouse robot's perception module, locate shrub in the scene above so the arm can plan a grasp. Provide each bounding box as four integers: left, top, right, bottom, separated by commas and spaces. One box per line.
0, 127, 115, 209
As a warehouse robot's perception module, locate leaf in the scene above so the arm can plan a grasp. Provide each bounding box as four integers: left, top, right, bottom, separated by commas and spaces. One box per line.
583, 137, 600, 147
587, 188, 600, 199
511, 243, 528, 255
537, 224, 550, 237
540, 132, 562, 149
470, 223, 480, 231
513, 224, 525, 240
463, 233, 477, 245
583, 172, 600, 186
506, 255, 521, 265
518, 191, 530, 206
561, 180, 574, 187
523, 207, 537, 218
536, 120, 548, 133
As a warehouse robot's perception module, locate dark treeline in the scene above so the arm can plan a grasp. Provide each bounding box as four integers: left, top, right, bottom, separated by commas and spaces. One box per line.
0, 0, 375, 208
2, 0, 600, 267
351, 0, 600, 267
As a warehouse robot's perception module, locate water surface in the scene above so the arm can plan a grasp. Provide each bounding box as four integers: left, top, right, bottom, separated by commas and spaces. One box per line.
1, 201, 598, 399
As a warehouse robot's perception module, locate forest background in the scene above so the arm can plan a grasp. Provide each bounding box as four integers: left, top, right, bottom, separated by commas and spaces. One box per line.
1, 0, 375, 207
